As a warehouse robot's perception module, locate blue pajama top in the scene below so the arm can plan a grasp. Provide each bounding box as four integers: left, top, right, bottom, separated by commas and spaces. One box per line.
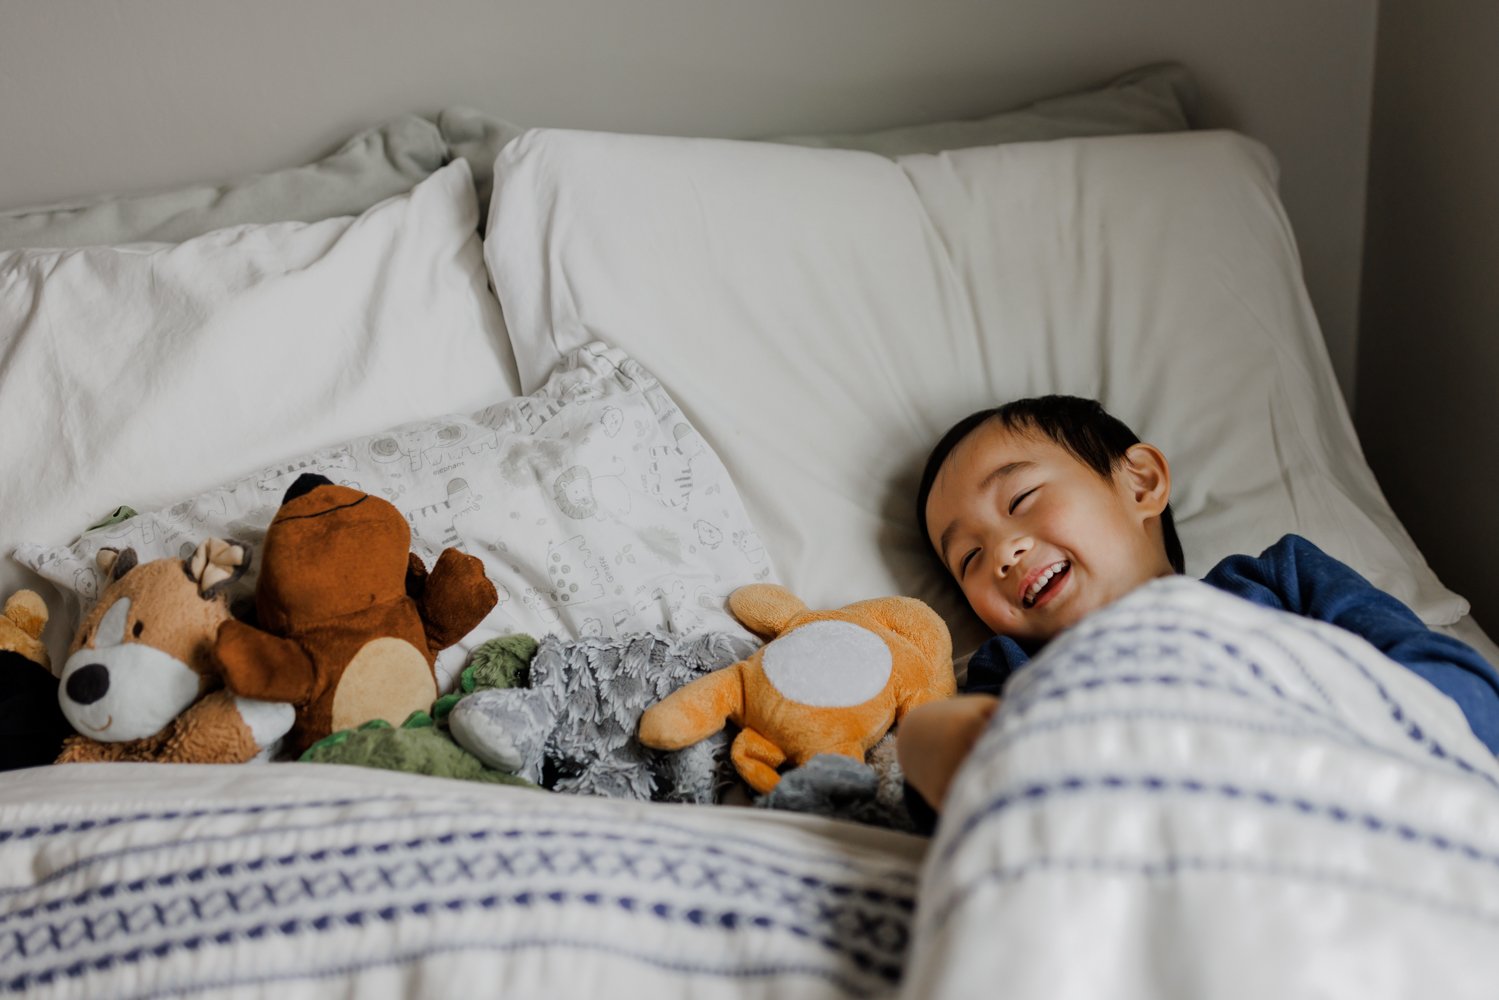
964, 533, 1499, 753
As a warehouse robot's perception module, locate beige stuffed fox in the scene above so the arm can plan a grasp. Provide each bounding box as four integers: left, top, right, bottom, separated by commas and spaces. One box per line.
56, 540, 294, 764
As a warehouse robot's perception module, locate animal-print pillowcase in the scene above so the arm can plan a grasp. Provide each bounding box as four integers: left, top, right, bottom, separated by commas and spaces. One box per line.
18, 343, 774, 692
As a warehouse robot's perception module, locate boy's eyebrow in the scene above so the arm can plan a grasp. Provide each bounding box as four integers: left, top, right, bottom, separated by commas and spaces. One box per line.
936, 460, 1036, 565
979, 460, 1035, 492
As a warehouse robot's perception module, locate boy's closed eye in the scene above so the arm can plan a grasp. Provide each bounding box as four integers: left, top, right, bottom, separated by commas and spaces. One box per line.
1008, 486, 1039, 514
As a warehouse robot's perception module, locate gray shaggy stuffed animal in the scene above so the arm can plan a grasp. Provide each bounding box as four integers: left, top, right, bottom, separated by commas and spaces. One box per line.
449, 631, 755, 803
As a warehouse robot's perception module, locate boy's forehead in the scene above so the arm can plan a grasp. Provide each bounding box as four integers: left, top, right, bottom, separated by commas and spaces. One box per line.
949, 421, 1065, 471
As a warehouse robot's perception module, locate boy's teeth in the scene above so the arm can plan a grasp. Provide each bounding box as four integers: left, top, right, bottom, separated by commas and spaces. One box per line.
1024, 561, 1068, 607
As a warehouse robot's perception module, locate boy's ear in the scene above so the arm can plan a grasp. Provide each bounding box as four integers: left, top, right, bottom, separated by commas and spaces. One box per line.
1120, 443, 1171, 519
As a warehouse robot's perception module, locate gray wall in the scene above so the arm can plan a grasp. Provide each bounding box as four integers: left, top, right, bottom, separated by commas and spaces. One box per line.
1358, 0, 1499, 630
1, 0, 1376, 404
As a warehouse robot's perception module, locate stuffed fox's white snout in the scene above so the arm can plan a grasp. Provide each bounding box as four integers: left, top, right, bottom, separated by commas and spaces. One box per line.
58, 596, 206, 742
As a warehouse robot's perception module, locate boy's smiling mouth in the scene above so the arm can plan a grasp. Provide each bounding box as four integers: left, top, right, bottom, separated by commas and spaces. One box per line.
1022, 560, 1071, 608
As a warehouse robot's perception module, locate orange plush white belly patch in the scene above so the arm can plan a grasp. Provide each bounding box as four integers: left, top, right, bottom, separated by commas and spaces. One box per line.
637, 584, 954, 794
760, 621, 893, 707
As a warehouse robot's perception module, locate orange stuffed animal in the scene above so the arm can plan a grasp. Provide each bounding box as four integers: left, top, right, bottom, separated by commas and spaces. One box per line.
637, 584, 955, 793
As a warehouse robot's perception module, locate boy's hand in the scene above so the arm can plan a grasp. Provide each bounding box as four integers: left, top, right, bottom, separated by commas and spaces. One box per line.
897, 694, 1000, 812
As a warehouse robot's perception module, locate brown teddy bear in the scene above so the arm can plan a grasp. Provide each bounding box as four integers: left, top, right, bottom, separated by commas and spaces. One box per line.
214, 474, 498, 756
55, 540, 296, 764
1, 589, 73, 769
638, 583, 955, 793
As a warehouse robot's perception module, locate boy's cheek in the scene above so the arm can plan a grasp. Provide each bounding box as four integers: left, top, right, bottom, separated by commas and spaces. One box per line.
967, 587, 1008, 632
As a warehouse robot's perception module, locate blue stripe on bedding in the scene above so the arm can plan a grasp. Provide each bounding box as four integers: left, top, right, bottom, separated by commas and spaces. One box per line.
0, 797, 396, 843
968, 706, 1496, 789
1008, 618, 1350, 724
1008, 609, 1499, 791
1278, 615, 1499, 789
1, 826, 913, 931
925, 855, 1499, 936
937, 771, 1499, 870
98, 938, 889, 1000
0, 802, 919, 882
5, 887, 899, 995
0, 812, 917, 904
0, 799, 917, 997
1009, 670, 1353, 739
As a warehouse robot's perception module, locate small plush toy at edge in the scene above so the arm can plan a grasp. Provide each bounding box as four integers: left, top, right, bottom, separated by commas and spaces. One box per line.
0, 590, 72, 770
637, 584, 955, 794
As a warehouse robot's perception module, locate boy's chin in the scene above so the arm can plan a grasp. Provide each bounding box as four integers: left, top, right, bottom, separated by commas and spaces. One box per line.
1016, 605, 1093, 646
984, 599, 1091, 646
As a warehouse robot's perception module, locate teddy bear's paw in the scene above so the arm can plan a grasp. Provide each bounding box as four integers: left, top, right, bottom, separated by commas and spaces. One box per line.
448, 687, 550, 777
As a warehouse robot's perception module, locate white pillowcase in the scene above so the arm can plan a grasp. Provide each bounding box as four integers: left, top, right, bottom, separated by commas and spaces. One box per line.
20, 344, 773, 691
0, 159, 520, 662
484, 128, 1467, 656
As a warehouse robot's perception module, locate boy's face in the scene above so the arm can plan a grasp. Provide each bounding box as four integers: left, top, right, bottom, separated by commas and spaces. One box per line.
924, 422, 1173, 645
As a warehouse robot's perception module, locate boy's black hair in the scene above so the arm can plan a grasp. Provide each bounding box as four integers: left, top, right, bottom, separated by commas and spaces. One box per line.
916, 394, 1186, 574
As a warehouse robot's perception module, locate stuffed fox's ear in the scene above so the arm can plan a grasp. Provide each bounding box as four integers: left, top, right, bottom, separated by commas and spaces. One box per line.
184, 538, 252, 597
96, 547, 138, 582
727, 584, 808, 638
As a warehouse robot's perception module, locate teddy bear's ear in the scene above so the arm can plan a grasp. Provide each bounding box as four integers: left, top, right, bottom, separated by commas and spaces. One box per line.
726, 584, 808, 638
96, 547, 138, 583
185, 538, 252, 597
2, 590, 48, 642
282, 473, 333, 505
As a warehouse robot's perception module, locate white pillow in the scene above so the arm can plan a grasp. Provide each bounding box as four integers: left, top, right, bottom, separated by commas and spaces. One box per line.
19, 344, 773, 691
484, 128, 1467, 656
0, 159, 521, 663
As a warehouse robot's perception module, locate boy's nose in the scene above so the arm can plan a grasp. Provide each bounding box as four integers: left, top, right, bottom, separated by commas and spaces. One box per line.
999, 539, 1031, 576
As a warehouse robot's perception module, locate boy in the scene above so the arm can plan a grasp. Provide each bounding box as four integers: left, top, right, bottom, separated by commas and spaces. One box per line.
898, 395, 1499, 816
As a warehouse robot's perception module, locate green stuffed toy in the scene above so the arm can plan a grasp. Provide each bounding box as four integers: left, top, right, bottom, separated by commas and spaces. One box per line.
299, 634, 537, 787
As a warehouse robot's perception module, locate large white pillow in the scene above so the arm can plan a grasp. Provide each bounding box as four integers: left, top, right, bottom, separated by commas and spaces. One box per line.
0, 160, 520, 662
19, 344, 773, 692
484, 128, 1467, 656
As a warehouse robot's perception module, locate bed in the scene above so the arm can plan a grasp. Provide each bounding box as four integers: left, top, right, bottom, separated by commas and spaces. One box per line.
4, 53, 1499, 999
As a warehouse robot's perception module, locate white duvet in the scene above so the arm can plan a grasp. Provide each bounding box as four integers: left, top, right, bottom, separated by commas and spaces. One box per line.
910, 578, 1499, 999
5, 579, 1498, 999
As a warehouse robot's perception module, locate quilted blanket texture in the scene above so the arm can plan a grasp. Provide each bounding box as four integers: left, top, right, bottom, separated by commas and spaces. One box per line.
907, 578, 1499, 999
